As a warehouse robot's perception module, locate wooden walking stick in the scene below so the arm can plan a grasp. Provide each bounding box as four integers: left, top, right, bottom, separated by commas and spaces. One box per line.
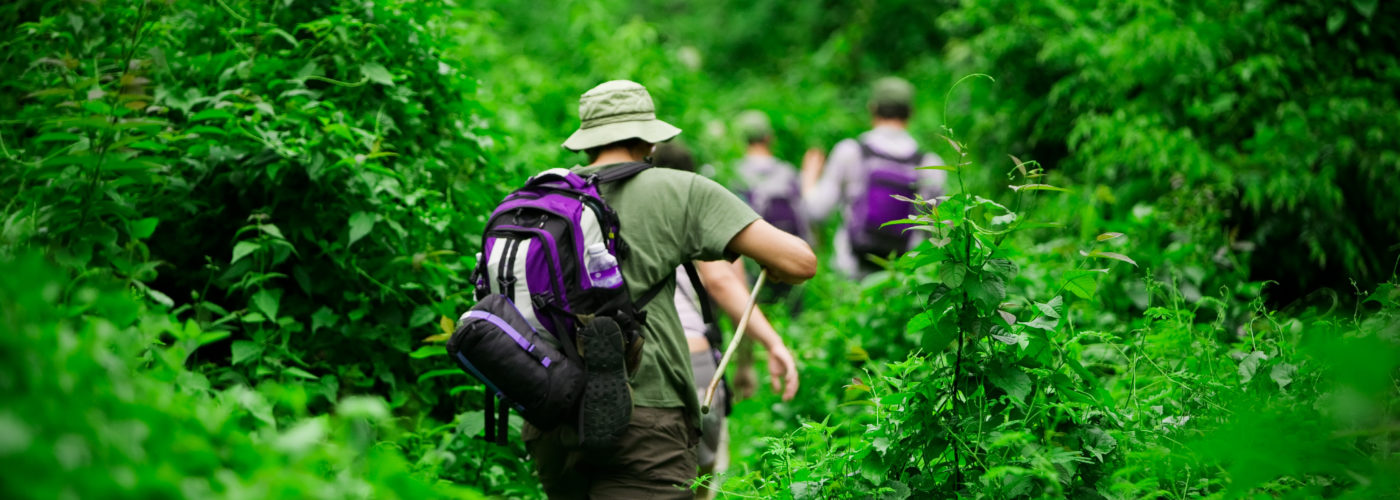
701, 269, 767, 414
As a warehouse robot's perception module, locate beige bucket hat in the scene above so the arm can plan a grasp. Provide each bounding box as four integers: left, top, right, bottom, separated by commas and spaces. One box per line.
562, 80, 682, 152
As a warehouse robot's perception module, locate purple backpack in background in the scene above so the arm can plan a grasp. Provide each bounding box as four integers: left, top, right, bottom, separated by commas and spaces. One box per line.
848, 141, 923, 257
448, 162, 664, 444
743, 165, 809, 242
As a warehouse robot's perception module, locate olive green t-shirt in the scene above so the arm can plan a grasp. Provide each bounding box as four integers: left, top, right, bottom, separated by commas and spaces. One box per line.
572, 163, 760, 425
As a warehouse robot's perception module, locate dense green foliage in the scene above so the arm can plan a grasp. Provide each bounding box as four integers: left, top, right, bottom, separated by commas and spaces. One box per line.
2, 0, 1397, 498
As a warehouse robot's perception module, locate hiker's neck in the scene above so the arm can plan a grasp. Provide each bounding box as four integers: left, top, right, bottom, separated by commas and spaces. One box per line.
589, 147, 649, 167
746, 142, 773, 157
872, 117, 909, 130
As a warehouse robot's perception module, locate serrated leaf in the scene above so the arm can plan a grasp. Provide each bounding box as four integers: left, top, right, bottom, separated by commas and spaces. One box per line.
251, 288, 281, 320
940, 263, 967, 288
361, 63, 395, 86
1095, 232, 1124, 242
997, 310, 1017, 325
348, 212, 375, 246
231, 340, 262, 365
232, 240, 260, 263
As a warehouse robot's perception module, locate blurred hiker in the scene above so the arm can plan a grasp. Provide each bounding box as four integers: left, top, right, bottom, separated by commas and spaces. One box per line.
655, 142, 802, 498
733, 110, 811, 244
507, 80, 815, 500
801, 77, 946, 279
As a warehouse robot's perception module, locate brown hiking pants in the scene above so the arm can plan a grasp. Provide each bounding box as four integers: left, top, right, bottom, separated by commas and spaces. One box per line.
523, 406, 700, 499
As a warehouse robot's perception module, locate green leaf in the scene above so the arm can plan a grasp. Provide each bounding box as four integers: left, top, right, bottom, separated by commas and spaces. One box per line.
129, 217, 159, 239
1238, 350, 1267, 384
409, 306, 435, 328
985, 258, 1018, 280
940, 263, 967, 288
921, 318, 958, 352
906, 309, 941, 334
1095, 232, 1124, 242
361, 63, 395, 86
231, 340, 262, 365
417, 369, 465, 384
189, 108, 234, 122
284, 367, 319, 380
312, 306, 338, 332
1354, 0, 1378, 18
274, 418, 326, 455
968, 273, 1006, 310
1036, 296, 1062, 319
232, 241, 260, 263
989, 365, 1031, 403
1063, 270, 1107, 299
410, 346, 446, 359
1008, 183, 1068, 193
1270, 362, 1297, 390
251, 288, 281, 320
1085, 250, 1138, 267
348, 212, 375, 246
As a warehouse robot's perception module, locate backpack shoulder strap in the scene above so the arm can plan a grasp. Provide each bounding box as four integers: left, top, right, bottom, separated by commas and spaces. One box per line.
592, 161, 654, 184
857, 140, 922, 165
681, 262, 716, 326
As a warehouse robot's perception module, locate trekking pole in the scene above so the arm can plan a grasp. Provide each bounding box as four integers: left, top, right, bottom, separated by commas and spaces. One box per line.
701, 269, 767, 414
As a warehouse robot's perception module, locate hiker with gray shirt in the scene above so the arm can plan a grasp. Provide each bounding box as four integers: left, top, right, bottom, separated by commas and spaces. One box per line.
801, 77, 946, 279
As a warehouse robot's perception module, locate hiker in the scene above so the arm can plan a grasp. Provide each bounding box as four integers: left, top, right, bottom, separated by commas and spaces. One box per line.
525, 80, 815, 499
733, 110, 811, 244
654, 142, 801, 498
801, 77, 946, 279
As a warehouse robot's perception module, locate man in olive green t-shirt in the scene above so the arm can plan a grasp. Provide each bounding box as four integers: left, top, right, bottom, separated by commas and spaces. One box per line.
521, 81, 815, 499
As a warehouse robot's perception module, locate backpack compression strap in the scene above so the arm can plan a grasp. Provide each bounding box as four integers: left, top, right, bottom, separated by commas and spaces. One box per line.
857, 140, 922, 165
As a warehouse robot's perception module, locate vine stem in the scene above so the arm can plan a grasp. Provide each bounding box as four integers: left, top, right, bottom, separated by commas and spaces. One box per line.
951, 296, 967, 487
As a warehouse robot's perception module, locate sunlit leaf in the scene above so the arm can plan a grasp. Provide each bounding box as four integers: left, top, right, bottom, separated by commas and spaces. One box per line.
361, 63, 395, 86
1063, 269, 1107, 299
1095, 232, 1124, 241
348, 212, 375, 246
410, 346, 447, 359
1008, 184, 1069, 193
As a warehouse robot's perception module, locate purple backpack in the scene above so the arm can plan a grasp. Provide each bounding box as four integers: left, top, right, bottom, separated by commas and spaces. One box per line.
848, 141, 923, 257
744, 171, 808, 242
448, 162, 666, 444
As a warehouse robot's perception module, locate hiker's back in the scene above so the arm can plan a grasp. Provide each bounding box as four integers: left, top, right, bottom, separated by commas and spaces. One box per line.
737, 155, 808, 242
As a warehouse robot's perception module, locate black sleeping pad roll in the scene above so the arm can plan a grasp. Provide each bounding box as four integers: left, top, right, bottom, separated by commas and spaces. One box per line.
446, 294, 584, 431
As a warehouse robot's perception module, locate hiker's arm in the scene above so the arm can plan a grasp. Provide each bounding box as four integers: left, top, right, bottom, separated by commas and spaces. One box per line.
696, 260, 799, 401
727, 220, 816, 285
802, 140, 858, 221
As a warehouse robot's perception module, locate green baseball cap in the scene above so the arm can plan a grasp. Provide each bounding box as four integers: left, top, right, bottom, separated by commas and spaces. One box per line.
562, 80, 682, 152
869, 76, 914, 108
735, 110, 773, 142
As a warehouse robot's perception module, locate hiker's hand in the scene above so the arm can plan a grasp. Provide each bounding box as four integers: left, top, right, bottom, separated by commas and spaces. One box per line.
767, 344, 800, 401
733, 364, 758, 400
800, 147, 825, 192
